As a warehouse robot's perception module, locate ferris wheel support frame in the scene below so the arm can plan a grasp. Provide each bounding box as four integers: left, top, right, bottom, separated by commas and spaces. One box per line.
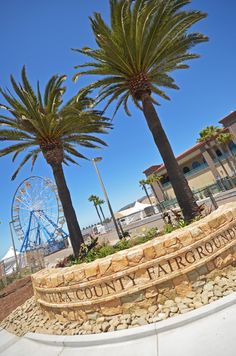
19, 209, 68, 252
40, 210, 68, 240
9, 221, 20, 271
20, 211, 34, 252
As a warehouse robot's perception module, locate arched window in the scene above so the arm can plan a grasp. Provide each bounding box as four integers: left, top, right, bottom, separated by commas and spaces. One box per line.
215, 149, 222, 157
228, 141, 236, 150
183, 166, 190, 174
192, 161, 201, 169
161, 175, 170, 185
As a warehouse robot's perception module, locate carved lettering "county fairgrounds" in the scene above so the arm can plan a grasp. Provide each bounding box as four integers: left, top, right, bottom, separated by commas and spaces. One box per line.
36, 223, 236, 306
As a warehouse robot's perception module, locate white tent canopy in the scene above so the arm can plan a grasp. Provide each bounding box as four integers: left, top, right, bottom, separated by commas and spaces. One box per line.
116, 201, 152, 218
1, 247, 20, 275
1, 246, 20, 261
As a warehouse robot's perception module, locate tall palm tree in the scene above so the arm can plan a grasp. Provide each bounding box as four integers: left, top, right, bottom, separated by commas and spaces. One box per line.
88, 194, 103, 224
0, 67, 111, 257
73, 0, 208, 221
97, 197, 106, 221
139, 179, 153, 205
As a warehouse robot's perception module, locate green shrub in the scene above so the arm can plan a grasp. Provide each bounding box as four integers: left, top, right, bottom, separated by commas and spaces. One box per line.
57, 218, 203, 267
163, 223, 174, 234
176, 219, 189, 228
145, 227, 158, 239
114, 238, 131, 251
97, 245, 116, 258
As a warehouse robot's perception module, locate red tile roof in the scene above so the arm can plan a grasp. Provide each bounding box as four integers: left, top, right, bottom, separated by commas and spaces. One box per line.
143, 142, 204, 175
143, 165, 162, 175
143, 111, 235, 177
219, 110, 236, 124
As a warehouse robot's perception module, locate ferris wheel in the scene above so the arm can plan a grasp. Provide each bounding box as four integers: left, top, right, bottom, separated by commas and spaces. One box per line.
11, 176, 68, 252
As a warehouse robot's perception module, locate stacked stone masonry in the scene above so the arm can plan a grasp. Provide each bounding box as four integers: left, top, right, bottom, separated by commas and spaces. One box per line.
32, 202, 236, 321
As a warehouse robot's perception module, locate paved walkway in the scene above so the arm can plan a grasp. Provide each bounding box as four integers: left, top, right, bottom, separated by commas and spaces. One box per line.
1, 292, 236, 356
44, 247, 73, 267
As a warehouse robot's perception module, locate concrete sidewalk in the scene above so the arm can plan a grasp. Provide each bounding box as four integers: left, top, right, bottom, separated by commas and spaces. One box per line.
0, 329, 62, 355
1, 292, 236, 356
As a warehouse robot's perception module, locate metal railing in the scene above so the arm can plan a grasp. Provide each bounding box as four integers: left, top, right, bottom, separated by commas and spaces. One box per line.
156, 176, 236, 214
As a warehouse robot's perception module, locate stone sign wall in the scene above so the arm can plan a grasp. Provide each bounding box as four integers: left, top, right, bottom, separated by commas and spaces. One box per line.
32, 203, 236, 321
25, 249, 45, 271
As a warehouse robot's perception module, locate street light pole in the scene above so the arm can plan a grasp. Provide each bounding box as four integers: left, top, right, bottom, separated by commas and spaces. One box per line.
91, 157, 123, 240
9, 221, 19, 272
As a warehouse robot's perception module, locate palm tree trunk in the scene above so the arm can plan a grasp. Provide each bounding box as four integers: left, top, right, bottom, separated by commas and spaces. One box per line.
224, 144, 236, 174
141, 93, 198, 221
143, 184, 153, 205
51, 162, 83, 257
150, 183, 161, 204
217, 158, 234, 188
227, 144, 236, 171
99, 206, 106, 221
211, 143, 234, 188
95, 204, 103, 224
225, 156, 235, 176
157, 180, 165, 199
150, 183, 163, 213
218, 156, 229, 176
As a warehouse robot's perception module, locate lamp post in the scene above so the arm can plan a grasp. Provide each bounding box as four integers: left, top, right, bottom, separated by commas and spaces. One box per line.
9, 221, 19, 272
91, 157, 123, 240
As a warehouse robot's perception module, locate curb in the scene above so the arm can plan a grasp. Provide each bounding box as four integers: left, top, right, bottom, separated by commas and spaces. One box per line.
0, 330, 19, 354
25, 291, 236, 347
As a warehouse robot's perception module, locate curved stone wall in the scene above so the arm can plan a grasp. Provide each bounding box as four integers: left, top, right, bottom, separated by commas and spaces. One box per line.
32, 202, 236, 321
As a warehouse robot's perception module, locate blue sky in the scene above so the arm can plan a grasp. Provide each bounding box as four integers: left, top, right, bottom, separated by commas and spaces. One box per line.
0, 0, 236, 258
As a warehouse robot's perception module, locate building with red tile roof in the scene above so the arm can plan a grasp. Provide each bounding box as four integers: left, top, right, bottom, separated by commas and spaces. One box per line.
143, 111, 236, 202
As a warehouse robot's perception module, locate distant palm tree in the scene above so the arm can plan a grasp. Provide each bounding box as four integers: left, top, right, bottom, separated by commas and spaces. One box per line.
73, 0, 208, 221
0, 67, 111, 257
88, 195, 103, 224
146, 174, 164, 204
216, 132, 236, 174
139, 179, 153, 206
197, 126, 235, 182
97, 197, 106, 221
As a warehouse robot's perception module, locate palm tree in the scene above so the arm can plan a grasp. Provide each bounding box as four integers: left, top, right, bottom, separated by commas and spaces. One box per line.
146, 173, 169, 213
88, 195, 103, 224
216, 132, 236, 174
97, 197, 106, 221
197, 126, 235, 184
139, 179, 153, 206
73, 0, 208, 221
0, 67, 111, 257
198, 126, 220, 141
146, 173, 163, 204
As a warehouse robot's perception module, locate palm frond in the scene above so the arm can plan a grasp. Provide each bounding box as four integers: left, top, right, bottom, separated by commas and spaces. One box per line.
63, 143, 88, 160
11, 149, 38, 180
74, 0, 208, 116
63, 153, 80, 166
0, 142, 35, 158
0, 67, 112, 178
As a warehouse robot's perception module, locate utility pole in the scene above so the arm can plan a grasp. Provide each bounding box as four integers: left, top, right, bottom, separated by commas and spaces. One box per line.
9, 221, 20, 272
91, 157, 123, 239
